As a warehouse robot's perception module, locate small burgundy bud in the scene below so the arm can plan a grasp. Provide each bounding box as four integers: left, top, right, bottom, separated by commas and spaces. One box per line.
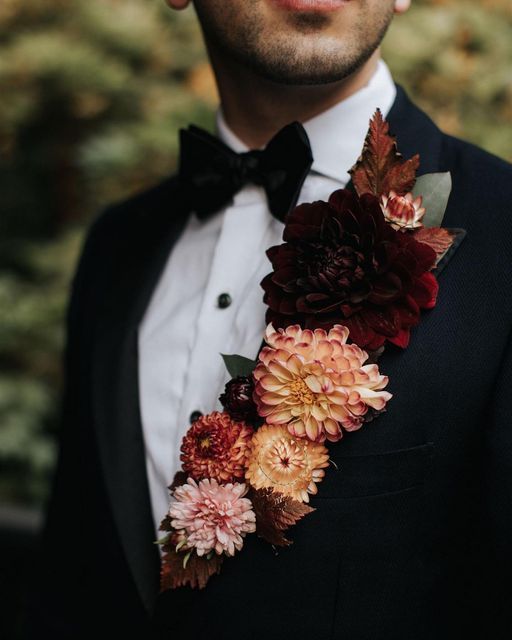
219, 376, 261, 425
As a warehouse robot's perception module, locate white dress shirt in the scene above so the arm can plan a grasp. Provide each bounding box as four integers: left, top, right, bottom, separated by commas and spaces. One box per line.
138, 60, 397, 535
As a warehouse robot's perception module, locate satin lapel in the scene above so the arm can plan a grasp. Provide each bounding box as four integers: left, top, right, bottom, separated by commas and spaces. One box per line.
91, 179, 191, 615
386, 84, 444, 175
334, 88, 469, 457
371, 86, 466, 432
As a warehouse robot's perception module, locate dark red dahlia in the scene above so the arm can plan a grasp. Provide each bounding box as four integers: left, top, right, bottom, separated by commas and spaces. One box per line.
219, 376, 261, 425
261, 189, 438, 350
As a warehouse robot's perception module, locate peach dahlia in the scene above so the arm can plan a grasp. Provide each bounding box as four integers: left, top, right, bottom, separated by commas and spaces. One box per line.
253, 324, 392, 443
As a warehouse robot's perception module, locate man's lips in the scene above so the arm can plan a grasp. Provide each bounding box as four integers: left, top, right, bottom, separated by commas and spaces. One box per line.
270, 0, 349, 12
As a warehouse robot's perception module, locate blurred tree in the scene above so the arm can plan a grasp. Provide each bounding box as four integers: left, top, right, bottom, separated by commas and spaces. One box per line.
0, 0, 510, 507
384, 0, 512, 158
0, 0, 213, 506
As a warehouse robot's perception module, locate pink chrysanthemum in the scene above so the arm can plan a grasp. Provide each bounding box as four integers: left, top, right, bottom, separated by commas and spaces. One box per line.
169, 478, 256, 557
253, 324, 392, 443
381, 190, 425, 230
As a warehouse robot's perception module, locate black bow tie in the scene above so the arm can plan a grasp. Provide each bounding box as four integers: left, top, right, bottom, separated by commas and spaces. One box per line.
178, 122, 313, 223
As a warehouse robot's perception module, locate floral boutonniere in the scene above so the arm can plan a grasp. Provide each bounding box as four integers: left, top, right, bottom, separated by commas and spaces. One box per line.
157, 110, 460, 591
263, 110, 459, 353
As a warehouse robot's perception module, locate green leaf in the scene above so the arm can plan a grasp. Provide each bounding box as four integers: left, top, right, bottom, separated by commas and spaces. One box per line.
175, 538, 188, 552
221, 354, 257, 378
412, 172, 452, 228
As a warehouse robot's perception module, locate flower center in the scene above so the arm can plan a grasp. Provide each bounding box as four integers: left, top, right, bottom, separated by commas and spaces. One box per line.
289, 378, 315, 405
389, 195, 415, 222
313, 244, 366, 285
199, 437, 211, 450
256, 437, 309, 489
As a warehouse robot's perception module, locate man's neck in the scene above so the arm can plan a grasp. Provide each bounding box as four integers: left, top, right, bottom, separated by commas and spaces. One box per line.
208, 45, 381, 149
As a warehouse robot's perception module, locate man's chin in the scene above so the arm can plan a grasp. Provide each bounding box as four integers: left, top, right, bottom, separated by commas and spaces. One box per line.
234, 40, 373, 87
252, 63, 360, 87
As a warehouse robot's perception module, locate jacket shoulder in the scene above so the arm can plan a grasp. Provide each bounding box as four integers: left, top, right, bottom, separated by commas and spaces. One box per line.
69, 174, 183, 308
392, 85, 512, 196
85, 174, 182, 249
440, 133, 512, 236
442, 134, 512, 191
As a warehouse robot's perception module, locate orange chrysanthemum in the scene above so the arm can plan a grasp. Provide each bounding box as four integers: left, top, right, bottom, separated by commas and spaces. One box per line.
245, 424, 329, 503
180, 412, 254, 483
253, 324, 392, 443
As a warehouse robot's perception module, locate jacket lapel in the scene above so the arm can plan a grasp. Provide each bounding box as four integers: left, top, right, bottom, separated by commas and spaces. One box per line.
386, 84, 466, 274
91, 178, 191, 615
386, 84, 444, 175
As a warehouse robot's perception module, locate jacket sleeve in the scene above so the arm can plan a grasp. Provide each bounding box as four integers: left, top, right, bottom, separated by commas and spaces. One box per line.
24, 211, 109, 639
479, 328, 512, 636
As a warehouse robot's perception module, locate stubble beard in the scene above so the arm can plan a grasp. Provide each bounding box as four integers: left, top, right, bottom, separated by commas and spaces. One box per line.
194, 0, 394, 86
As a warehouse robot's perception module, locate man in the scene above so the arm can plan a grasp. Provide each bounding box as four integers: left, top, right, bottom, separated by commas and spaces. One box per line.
29, 0, 512, 638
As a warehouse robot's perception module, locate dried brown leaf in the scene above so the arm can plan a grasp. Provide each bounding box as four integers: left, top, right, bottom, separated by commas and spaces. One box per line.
350, 109, 419, 198
168, 471, 188, 492
160, 548, 223, 591
158, 514, 174, 533
250, 488, 315, 547
413, 226, 455, 262
364, 345, 385, 365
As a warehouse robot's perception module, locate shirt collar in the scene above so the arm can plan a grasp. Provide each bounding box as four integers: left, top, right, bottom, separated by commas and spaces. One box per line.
216, 59, 396, 185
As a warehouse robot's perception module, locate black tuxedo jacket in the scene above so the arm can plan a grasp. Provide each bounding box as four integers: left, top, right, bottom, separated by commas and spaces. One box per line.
28, 86, 512, 639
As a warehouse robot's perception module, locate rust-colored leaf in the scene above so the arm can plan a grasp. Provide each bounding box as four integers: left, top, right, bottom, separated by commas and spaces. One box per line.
160, 548, 224, 591
250, 488, 315, 547
413, 226, 455, 263
349, 109, 419, 198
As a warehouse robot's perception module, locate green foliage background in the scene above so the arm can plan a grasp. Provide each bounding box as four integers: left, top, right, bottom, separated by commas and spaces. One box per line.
1, 0, 511, 507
